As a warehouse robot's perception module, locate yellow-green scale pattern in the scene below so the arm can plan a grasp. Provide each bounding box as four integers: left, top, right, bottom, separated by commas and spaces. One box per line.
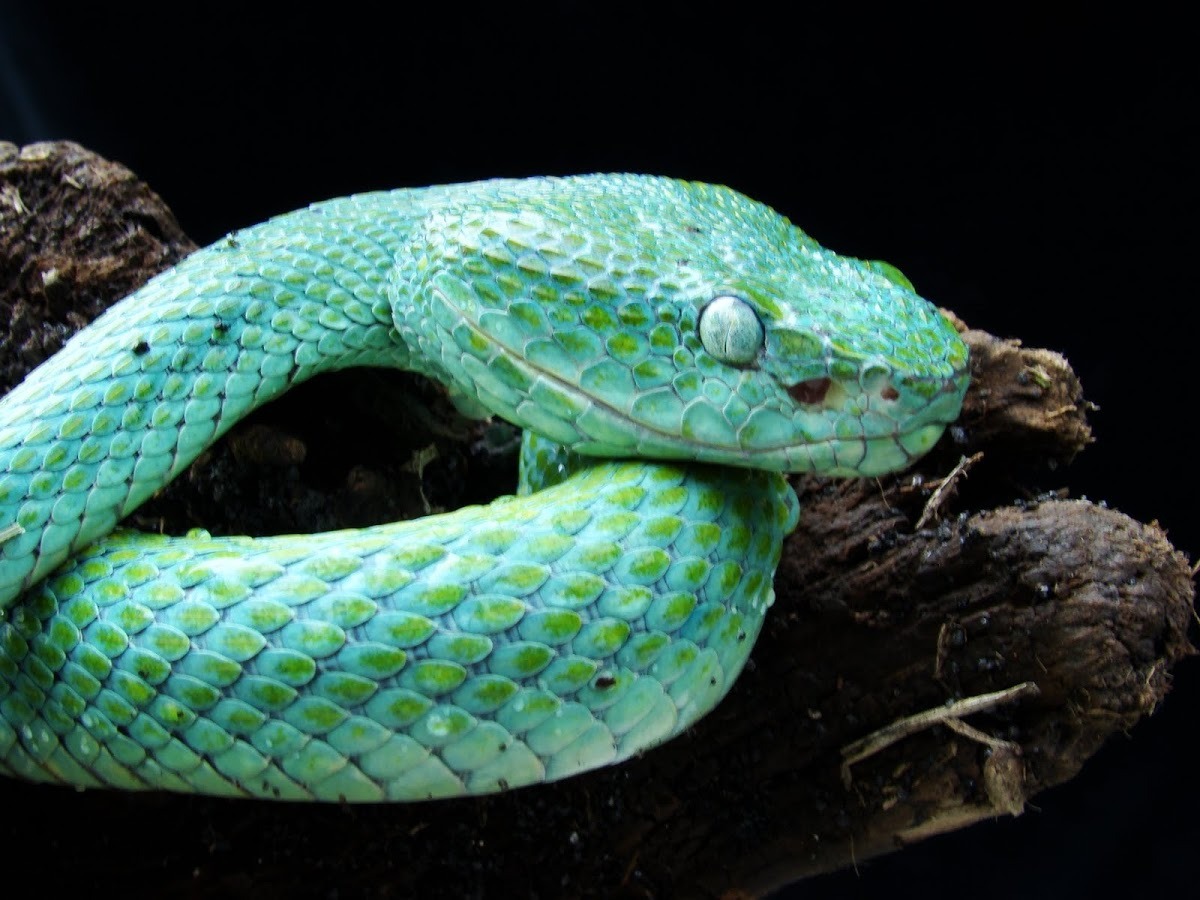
1, 175, 970, 800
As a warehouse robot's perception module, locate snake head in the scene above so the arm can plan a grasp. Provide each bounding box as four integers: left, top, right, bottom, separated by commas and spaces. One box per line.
693, 259, 970, 476
397, 175, 969, 477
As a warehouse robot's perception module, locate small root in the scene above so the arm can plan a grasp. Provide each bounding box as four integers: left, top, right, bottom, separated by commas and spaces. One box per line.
914, 452, 983, 530
840, 681, 1040, 789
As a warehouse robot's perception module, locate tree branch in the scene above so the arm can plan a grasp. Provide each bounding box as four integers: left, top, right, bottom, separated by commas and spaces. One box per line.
2, 141, 1193, 898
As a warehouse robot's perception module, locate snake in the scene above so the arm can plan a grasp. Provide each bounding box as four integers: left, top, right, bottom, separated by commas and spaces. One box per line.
0, 175, 969, 801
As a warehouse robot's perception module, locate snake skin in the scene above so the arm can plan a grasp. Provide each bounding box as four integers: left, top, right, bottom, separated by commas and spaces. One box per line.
0, 176, 969, 800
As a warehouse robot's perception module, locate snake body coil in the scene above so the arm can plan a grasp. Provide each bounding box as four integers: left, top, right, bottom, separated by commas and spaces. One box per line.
0, 176, 969, 801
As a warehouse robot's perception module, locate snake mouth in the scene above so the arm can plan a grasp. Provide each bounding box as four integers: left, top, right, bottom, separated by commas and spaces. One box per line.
569, 362, 967, 477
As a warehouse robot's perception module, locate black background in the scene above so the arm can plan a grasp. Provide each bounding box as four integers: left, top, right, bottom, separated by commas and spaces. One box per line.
2, 3, 1194, 897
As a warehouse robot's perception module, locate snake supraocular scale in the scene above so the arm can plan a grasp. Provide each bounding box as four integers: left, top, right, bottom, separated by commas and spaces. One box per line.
0, 176, 969, 801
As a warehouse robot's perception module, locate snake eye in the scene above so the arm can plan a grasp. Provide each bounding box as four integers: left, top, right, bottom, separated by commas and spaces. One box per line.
698, 295, 764, 366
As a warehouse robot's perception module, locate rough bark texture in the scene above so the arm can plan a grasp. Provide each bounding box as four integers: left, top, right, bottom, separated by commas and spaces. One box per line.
1, 142, 1194, 899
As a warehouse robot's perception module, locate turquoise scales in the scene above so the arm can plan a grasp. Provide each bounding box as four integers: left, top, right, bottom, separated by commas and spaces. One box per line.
0, 176, 970, 800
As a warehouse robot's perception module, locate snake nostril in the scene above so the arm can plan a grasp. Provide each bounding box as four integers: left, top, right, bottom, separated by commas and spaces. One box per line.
788, 377, 832, 406
881, 385, 900, 401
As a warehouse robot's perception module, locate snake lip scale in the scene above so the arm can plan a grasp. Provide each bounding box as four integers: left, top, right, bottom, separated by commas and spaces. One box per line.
1, 175, 970, 801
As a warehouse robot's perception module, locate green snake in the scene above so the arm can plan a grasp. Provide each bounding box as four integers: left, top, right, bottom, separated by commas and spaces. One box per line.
0, 176, 969, 801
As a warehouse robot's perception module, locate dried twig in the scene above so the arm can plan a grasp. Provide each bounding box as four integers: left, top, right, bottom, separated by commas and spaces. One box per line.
840, 682, 1041, 788
914, 451, 983, 530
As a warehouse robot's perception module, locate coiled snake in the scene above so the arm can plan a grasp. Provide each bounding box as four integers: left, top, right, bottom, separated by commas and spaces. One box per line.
0, 176, 969, 801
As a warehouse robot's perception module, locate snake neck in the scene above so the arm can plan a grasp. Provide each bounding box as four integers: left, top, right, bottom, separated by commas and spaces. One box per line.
0, 192, 439, 610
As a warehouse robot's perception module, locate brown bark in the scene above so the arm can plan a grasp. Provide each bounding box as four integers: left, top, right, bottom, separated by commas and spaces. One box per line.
1, 141, 1194, 899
